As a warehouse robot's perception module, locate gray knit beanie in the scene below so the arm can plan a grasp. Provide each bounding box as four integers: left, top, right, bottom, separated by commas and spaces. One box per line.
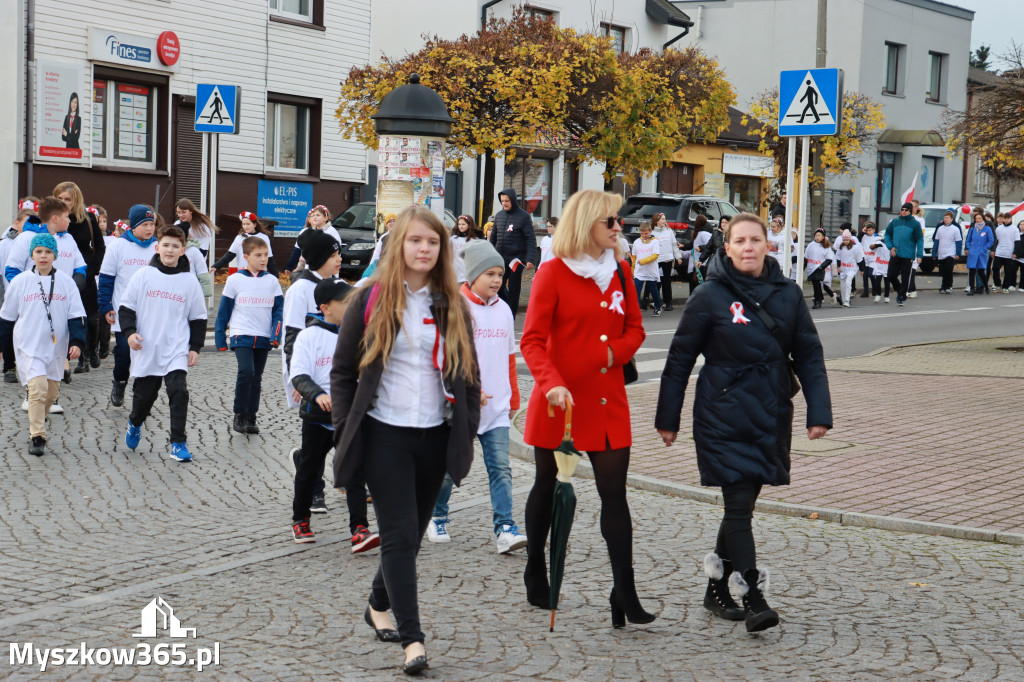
461, 240, 504, 285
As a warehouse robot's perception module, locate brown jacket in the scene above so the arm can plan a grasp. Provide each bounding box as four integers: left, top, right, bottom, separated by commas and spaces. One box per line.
330, 285, 482, 487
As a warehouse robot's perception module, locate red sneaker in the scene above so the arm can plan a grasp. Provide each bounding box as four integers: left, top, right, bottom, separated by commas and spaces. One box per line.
351, 525, 380, 553
292, 519, 316, 544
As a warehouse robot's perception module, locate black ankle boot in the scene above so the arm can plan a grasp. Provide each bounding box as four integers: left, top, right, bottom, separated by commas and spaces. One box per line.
110, 380, 127, 406
732, 568, 779, 633
245, 414, 260, 434
702, 553, 745, 621
232, 413, 248, 434
524, 559, 550, 609
74, 356, 89, 374
609, 586, 655, 628
89, 351, 101, 368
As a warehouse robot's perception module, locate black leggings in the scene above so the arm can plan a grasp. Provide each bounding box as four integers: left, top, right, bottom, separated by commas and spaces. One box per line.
870, 274, 890, 296
525, 444, 637, 595
362, 417, 449, 648
714, 482, 763, 574
659, 261, 674, 306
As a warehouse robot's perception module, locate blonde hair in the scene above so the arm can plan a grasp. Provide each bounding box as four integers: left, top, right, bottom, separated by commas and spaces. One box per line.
52, 181, 86, 223
361, 205, 477, 382
552, 189, 623, 259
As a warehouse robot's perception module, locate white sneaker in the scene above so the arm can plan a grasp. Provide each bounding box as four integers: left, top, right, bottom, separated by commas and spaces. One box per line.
964, 286, 972, 293
49, 399, 63, 414
21, 399, 28, 411
496, 524, 528, 554
907, 291, 917, 298
873, 295, 881, 303
884, 297, 890, 303
1009, 286, 1017, 292
427, 518, 451, 543
992, 285, 999, 292
842, 302, 851, 308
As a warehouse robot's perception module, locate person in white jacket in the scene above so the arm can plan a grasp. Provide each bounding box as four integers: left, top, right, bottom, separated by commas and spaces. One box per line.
805, 229, 836, 309
836, 229, 864, 307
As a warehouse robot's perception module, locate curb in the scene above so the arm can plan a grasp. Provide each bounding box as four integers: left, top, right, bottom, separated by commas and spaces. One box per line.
507, 429, 1024, 546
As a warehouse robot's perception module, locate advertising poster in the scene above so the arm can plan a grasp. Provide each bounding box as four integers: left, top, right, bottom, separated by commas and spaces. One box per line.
257, 179, 314, 237
375, 135, 446, 228
36, 59, 86, 162
375, 181, 415, 235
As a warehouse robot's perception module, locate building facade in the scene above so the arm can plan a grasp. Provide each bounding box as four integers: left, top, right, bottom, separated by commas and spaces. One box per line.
8, 0, 370, 260
675, 0, 974, 228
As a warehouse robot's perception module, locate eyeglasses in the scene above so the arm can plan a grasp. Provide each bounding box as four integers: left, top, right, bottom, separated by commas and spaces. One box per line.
600, 216, 618, 228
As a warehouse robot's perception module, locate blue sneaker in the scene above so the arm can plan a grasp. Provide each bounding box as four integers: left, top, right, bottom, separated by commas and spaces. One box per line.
125, 422, 142, 450
169, 442, 192, 462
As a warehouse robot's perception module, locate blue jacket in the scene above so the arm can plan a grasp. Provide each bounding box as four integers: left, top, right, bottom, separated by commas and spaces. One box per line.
214, 269, 284, 350
965, 224, 994, 269
883, 215, 924, 259
97, 229, 157, 315
4, 222, 87, 283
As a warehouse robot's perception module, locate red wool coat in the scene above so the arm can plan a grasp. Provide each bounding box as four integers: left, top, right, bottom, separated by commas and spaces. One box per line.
521, 258, 645, 451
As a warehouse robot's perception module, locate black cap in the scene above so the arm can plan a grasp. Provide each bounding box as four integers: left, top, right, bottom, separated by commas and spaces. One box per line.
314, 277, 353, 307
901, 202, 914, 211
298, 229, 341, 271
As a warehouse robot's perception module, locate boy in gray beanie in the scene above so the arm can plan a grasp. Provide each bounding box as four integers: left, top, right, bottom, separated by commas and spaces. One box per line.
426, 238, 527, 554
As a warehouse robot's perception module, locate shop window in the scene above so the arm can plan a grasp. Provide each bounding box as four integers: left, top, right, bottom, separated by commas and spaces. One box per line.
876, 151, 898, 211
504, 157, 552, 220
601, 23, 627, 55
92, 79, 156, 168
266, 100, 310, 173
724, 176, 761, 215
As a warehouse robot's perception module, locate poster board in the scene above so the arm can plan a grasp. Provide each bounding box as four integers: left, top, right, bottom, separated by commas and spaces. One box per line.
36, 59, 86, 162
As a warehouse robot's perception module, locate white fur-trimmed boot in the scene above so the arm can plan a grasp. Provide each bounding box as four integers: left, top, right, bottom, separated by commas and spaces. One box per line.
729, 568, 780, 632
702, 553, 744, 621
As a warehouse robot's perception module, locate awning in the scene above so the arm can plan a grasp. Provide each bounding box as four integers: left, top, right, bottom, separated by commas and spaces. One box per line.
877, 129, 945, 146
646, 0, 692, 27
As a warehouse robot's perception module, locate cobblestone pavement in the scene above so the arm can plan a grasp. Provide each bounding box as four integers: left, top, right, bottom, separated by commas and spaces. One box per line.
511, 336, 1024, 539
1, 349, 1023, 679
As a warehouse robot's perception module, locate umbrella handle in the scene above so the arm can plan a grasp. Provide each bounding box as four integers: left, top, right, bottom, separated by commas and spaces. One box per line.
547, 403, 573, 441
550, 610, 556, 632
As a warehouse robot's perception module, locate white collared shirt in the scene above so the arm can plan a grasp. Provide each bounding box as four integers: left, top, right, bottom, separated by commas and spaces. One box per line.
368, 282, 446, 428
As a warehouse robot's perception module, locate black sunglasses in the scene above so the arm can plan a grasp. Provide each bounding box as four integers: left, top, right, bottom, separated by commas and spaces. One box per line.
602, 216, 618, 228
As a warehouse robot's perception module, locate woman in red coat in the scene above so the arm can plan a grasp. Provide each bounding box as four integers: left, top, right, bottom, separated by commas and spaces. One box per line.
520, 189, 654, 627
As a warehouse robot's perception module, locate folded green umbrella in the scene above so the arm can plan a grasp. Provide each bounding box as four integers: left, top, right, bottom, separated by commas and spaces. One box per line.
548, 402, 583, 632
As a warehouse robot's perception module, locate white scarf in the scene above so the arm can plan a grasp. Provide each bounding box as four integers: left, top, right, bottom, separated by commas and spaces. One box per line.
562, 248, 617, 293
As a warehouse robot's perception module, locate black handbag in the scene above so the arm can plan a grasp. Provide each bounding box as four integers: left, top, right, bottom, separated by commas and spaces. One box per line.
614, 262, 639, 385
720, 280, 801, 398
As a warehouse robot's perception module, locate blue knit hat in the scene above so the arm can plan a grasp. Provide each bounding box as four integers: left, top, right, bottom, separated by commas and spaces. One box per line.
128, 204, 156, 230
30, 232, 58, 258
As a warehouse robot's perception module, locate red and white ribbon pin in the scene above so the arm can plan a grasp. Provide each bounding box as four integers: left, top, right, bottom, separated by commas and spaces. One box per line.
609, 290, 625, 315
730, 302, 750, 325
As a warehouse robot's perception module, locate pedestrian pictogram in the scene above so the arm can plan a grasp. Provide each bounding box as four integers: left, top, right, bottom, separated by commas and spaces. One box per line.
778, 68, 842, 137
194, 84, 240, 134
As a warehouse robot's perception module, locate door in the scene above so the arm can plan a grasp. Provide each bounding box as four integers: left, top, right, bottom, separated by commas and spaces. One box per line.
444, 170, 462, 216
658, 163, 695, 194
173, 99, 203, 207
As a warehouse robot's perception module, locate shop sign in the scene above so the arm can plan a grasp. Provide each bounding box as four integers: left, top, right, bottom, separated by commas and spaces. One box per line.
88, 27, 180, 72
257, 180, 313, 237
722, 152, 776, 178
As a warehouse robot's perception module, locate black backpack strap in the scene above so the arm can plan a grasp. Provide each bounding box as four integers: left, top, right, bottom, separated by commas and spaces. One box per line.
615, 260, 627, 291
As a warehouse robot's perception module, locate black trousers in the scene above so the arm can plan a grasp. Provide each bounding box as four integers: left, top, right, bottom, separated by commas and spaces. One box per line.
292, 420, 368, 530
888, 255, 913, 300
659, 262, 674, 306
499, 264, 525, 318
97, 316, 111, 353
993, 256, 1016, 288
113, 332, 131, 382
82, 278, 99, 355
129, 370, 189, 444
2, 333, 14, 372
939, 257, 956, 291
714, 482, 763, 574
232, 347, 269, 415
362, 417, 449, 648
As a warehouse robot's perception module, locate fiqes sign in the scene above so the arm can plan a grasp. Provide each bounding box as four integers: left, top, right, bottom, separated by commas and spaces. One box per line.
87, 28, 180, 73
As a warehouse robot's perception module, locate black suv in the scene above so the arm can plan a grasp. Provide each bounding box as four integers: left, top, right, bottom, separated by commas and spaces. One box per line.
620, 193, 741, 249
331, 202, 378, 279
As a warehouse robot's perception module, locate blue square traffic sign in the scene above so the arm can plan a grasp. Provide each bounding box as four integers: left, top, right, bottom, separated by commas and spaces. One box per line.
778, 68, 843, 137
194, 84, 240, 134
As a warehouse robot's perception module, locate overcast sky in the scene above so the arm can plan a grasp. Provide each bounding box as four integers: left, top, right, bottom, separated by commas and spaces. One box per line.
950, 0, 1020, 62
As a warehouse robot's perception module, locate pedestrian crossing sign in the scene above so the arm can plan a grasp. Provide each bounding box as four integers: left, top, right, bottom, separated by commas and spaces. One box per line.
778, 68, 842, 137
194, 84, 240, 134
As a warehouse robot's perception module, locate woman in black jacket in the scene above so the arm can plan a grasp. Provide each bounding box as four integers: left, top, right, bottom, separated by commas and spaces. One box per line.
655, 213, 832, 633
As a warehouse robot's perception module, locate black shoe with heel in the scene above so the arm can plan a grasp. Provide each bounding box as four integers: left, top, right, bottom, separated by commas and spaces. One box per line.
363, 606, 401, 643
402, 654, 428, 675
524, 562, 550, 609
609, 588, 655, 628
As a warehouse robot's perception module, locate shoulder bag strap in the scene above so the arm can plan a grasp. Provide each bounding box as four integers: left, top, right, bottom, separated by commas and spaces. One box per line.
720, 279, 792, 356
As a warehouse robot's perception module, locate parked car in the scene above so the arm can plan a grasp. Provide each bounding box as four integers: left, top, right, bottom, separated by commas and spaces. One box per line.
984, 201, 1022, 216
619, 193, 741, 248
330, 202, 458, 278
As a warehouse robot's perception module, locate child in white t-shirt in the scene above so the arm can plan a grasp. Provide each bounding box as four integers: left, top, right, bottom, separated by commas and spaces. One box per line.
119, 225, 207, 462
538, 217, 557, 269
211, 211, 276, 275
630, 222, 662, 316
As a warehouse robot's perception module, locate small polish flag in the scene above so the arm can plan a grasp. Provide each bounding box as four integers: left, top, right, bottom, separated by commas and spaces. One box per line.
509, 258, 523, 272
900, 171, 919, 206
1009, 199, 1024, 216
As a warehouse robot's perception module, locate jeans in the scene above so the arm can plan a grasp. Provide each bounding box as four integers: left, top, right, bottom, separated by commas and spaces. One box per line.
232, 347, 270, 415
363, 416, 450, 648
129, 370, 189, 444
861, 269, 872, 295
634, 278, 662, 309
432, 427, 515, 536
715, 482, 763, 574
292, 421, 368, 531
939, 256, 956, 291
113, 332, 131, 382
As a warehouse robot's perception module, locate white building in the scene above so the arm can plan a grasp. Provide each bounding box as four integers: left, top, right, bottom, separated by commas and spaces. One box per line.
6, 0, 371, 257
676, 0, 974, 228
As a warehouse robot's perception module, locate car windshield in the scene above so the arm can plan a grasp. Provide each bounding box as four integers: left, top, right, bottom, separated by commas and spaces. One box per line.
922, 208, 953, 227
621, 198, 679, 221
333, 203, 375, 230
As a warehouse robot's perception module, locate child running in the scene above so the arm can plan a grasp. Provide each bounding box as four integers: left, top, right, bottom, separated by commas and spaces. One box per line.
631, 221, 662, 316
99, 205, 158, 406
5, 197, 87, 289
289, 277, 379, 552
0, 233, 86, 455
215, 236, 284, 434
805, 228, 835, 309
836, 229, 864, 308
865, 226, 891, 303
119, 225, 207, 462
427, 240, 526, 553
211, 211, 278, 276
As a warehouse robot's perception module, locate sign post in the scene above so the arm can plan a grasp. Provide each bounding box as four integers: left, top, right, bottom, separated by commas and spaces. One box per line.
777, 68, 842, 290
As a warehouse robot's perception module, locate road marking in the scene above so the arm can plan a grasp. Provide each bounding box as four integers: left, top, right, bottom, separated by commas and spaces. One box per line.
961, 307, 994, 311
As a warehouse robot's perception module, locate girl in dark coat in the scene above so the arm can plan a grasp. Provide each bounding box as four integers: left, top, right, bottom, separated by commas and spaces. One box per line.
655, 213, 832, 633
54, 181, 104, 371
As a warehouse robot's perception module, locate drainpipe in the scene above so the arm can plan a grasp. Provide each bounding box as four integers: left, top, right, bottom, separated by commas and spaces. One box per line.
25, 0, 35, 197
475, 0, 503, 222
664, 22, 693, 50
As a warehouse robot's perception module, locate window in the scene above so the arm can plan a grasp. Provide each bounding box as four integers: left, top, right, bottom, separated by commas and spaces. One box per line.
927, 51, 946, 103
92, 79, 157, 167
601, 23, 627, 55
561, 156, 579, 205
525, 6, 555, 22
876, 151, 897, 210
883, 42, 904, 95
266, 101, 310, 173
504, 157, 552, 220
269, 0, 311, 22
974, 167, 994, 196
724, 176, 760, 215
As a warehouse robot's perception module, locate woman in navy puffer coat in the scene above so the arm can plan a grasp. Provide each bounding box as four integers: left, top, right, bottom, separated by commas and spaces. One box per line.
655, 213, 832, 633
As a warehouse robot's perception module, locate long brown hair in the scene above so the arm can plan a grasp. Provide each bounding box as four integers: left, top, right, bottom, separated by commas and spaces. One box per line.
361, 205, 477, 382
52, 181, 86, 223
175, 198, 219, 238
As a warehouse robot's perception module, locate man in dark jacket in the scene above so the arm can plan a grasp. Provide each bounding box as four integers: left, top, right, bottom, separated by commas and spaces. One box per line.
488, 188, 538, 317
883, 202, 923, 306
